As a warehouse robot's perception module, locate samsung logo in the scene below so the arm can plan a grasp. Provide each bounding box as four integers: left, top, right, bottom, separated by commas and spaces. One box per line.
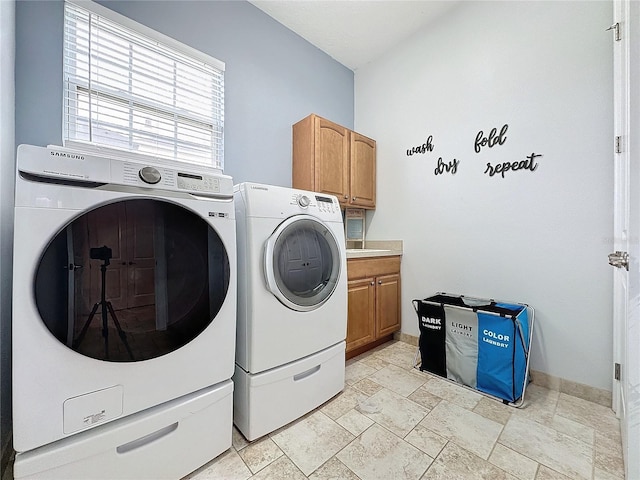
50, 151, 85, 160
250, 185, 268, 191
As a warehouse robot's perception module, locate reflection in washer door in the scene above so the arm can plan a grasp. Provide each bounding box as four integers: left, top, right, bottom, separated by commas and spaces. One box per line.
271, 218, 340, 310
34, 199, 230, 362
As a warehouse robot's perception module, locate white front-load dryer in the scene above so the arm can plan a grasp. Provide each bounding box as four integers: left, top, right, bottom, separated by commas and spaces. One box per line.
233, 182, 347, 440
12, 145, 237, 479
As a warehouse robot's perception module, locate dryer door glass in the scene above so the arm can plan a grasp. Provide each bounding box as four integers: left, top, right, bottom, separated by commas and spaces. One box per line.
34, 198, 230, 362
266, 216, 341, 311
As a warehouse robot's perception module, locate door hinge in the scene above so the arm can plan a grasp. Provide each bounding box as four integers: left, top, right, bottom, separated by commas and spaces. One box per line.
615, 136, 622, 154
607, 22, 621, 41
615, 362, 621, 380
608, 251, 629, 270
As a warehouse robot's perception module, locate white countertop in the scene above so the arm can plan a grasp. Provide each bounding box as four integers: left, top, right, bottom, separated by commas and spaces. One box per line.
345, 240, 403, 259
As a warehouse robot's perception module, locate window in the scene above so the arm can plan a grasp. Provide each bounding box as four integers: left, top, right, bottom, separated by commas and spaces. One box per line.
63, 1, 225, 169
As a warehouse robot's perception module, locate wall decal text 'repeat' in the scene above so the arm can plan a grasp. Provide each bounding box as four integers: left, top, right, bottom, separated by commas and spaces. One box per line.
475, 124, 508, 153
484, 153, 542, 178
407, 135, 435, 156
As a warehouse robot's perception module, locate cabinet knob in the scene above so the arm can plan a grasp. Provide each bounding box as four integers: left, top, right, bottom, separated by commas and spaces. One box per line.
344, 195, 348, 199
352, 196, 356, 201
378, 280, 382, 284
370, 281, 375, 286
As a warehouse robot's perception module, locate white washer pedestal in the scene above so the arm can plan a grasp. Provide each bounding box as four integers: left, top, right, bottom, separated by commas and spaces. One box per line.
233, 341, 345, 441
13, 381, 233, 480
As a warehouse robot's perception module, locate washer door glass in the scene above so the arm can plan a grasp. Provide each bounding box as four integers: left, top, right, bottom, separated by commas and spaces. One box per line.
265, 215, 341, 312
35, 198, 230, 362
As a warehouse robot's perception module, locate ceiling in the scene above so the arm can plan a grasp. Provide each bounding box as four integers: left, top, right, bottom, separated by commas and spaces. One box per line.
249, 1, 460, 71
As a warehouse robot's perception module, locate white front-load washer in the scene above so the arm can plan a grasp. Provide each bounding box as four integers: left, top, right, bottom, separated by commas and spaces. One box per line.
12, 145, 237, 479
233, 182, 347, 440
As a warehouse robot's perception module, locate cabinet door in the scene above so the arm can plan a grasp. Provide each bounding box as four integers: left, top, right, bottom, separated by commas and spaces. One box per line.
315, 116, 349, 205
350, 132, 376, 209
346, 277, 376, 353
376, 273, 400, 337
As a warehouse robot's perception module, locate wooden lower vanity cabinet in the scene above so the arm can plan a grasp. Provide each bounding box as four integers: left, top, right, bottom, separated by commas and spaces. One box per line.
346, 256, 401, 359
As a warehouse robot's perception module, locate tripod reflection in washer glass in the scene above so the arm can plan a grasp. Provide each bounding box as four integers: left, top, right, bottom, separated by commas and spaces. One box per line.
34, 198, 230, 363
73, 245, 135, 360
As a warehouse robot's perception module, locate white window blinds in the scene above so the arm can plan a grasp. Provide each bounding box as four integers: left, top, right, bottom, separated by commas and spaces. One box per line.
63, 1, 225, 169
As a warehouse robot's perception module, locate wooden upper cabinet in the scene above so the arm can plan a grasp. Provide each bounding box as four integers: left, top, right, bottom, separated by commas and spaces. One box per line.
293, 114, 376, 209
350, 132, 376, 208
315, 117, 349, 202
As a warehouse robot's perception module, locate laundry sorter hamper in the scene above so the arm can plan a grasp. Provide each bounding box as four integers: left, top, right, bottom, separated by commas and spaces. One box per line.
412, 293, 534, 407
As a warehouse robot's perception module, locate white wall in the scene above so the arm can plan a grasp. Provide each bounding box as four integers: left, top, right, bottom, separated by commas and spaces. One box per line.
0, 0, 15, 457
355, 1, 613, 391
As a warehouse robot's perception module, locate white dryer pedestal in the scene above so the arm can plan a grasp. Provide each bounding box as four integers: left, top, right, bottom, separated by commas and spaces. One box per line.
233, 341, 345, 441
13, 381, 233, 480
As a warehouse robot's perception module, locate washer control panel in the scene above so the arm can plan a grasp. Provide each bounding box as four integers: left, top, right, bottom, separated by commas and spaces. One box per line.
176, 172, 221, 193
138, 166, 162, 184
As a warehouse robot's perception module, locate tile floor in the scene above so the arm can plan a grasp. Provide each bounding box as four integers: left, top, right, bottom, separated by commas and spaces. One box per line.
185, 340, 625, 480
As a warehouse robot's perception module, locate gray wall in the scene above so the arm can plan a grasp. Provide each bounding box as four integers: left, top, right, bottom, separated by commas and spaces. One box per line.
1, 0, 15, 466
15, 0, 354, 185
6, 0, 353, 455
356, 0, 613, 391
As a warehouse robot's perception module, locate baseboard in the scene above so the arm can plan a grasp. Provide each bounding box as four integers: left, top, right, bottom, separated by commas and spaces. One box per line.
397, 333, 612, 408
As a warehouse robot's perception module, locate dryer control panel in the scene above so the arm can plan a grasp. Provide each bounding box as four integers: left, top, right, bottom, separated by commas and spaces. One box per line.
289, 192, 339, 216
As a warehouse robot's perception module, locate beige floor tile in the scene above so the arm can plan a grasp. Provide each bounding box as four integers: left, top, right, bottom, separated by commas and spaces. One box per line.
308, 457, 360, 480
359, 354, 390, 371
404, 423, 448, 458
555, 393, 620, 440
271, 410, 354, 476
535, 465, 572, 479
489, 443, 538, 480
422, 442, 517, 480
352, 377, 384, 396
335, 408, 375, 436
320, 385, 368, 420
473, 396, 513, 425
248, 456, 307, 480
419, 400, 503, 459
550, 414, 595, 445
232, 426, 250, 451
407, 385, 443, 410
345, 361, 377, 385
500, 415, 593, 479
512, 384, 559, 426
593, 466, 625, 479
184, 449, 251, 480
237, 436, 283, 474
594, 431, 625, 478
368, 363, 427, 397
372, 343, 417, 370
421, 376, 483, 410
336, 424, 433, 480
356, 387, 429, 437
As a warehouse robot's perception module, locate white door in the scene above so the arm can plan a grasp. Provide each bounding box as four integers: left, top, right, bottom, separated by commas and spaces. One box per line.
611, 2, 640, 478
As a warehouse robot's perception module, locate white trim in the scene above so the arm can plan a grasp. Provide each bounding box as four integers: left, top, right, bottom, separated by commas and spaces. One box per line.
65, 0, 225, 72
